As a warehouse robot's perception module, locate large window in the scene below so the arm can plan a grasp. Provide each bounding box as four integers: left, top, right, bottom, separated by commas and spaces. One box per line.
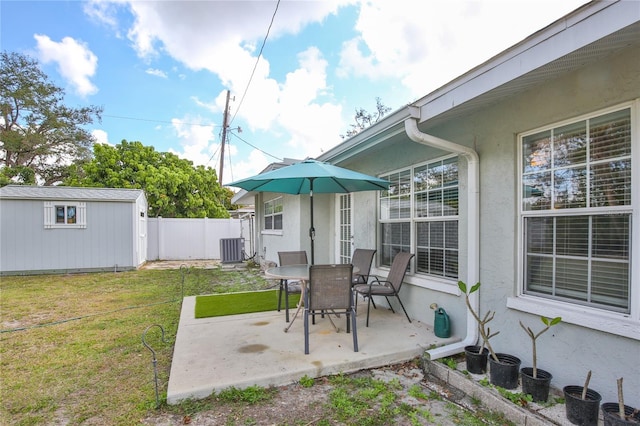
264, 197, 283, 231
379, 156, 459, 279
520, 106, 633, 313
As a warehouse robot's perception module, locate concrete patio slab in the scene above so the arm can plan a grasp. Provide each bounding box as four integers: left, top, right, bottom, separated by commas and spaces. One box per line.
167, 296, 457, 404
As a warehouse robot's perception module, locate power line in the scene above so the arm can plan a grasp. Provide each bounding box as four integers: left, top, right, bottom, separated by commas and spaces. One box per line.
228, 129, 282, 161
223, 0, 282, 182
103, 110, 281, 170
104, 0, 282, 175
229, 0, 280, 127
103, 114, 215, 128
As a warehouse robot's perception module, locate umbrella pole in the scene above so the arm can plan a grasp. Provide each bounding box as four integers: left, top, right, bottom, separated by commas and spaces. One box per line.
309, 178, 315, 265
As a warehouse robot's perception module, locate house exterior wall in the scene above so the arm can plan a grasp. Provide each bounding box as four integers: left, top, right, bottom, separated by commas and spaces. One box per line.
239, 13, 639, 401
0, 198, 139, 274
347, 42, 639, 402
256, 191, 360, 266
467, 44, 640, 403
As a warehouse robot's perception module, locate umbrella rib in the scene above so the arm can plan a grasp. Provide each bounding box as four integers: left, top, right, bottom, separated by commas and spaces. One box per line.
334, 180, 349, 193
294, 178, 306, 194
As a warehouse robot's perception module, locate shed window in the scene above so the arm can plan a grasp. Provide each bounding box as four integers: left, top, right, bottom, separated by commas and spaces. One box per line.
44, 201, 87, 229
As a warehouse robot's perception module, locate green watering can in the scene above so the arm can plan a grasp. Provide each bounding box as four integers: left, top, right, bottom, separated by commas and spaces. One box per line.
434, 307, 451, 338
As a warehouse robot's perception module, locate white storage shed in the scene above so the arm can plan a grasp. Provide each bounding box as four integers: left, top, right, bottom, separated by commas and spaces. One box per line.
0, 185, 148, 275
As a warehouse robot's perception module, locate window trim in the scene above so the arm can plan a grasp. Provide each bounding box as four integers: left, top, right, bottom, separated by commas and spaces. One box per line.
512, 100, 640, 340
44, 201, 87, 229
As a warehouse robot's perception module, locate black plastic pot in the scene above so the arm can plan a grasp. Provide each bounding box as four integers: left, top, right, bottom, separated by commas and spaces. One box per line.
563, 386, 602, 426
464, 345, 489, 374
489, 353, 521, 389
520, 367, 552, 402
602, 403, 640, 426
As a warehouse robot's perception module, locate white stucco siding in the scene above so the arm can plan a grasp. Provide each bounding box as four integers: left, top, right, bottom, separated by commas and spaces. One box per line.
327, 40, 640, 403
313, 4, 640, 402
258, 192, 305, 265
456, 43, 640, 403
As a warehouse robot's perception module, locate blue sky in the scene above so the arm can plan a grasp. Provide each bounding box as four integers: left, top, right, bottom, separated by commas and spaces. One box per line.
1, 0, 589, 185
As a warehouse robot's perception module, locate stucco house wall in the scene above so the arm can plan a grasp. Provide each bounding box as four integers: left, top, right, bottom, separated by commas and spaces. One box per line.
0, 186, 147, 275
232, 2, 639, 402
317, 3, 640, 403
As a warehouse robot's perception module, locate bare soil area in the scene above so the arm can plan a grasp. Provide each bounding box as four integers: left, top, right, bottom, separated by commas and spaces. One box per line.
142, 360, 491, 426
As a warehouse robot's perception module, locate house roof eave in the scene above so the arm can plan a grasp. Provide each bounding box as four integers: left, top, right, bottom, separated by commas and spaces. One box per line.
320, 0, 640, 165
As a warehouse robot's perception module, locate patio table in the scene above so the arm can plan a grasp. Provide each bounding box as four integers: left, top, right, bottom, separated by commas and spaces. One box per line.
265, 264, 358, 332
265, 264, 309, 332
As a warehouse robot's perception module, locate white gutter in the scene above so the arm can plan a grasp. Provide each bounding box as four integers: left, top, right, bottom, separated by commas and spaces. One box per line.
404, 105, 480, 360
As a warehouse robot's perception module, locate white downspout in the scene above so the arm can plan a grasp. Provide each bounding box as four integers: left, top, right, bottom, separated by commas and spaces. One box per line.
404, 105, 480, 360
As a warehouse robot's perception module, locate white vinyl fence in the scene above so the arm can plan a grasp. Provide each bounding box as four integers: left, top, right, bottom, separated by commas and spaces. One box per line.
147, 217, 254, 261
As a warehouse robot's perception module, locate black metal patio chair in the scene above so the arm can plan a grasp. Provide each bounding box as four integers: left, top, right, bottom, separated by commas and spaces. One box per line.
350, 248, 376, 286
353, 251, 414, 327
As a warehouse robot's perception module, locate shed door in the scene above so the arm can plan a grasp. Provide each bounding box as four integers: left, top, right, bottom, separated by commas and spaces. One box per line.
138, 208, 147, 265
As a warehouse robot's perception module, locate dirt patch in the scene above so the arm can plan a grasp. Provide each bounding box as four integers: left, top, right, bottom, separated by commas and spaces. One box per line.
142, 360, 479, 426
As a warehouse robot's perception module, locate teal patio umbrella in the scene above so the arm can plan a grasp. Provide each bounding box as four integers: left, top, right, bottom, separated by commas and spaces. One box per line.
227, 159, 390, 264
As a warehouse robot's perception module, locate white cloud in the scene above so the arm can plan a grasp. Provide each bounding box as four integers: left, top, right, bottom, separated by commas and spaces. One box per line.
85, 0, 589, 175
91, 129, 110, 145
112, 0, 352, 160
191, 96, 219, 114
276, 47, 343, 157
83, 0, 126, 36
145, 68, 167, 78
169, 116, 216, 167
34, 35, 99, 97
338, 0, 590, 99
226, 148, 271, 185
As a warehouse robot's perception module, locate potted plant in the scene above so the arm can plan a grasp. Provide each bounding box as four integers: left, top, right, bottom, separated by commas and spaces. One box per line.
519, 315, 561, 402
601, 378, 640, 426
458, 281, 520, 388
564, 370, 602, 426
458, 281, 498, 374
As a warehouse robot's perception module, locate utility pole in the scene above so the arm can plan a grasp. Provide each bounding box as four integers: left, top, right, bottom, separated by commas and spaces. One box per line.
219, 89, 231, 184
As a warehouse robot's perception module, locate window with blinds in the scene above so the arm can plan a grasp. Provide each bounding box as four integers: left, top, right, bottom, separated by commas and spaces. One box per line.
521, 106, 632, 312
379, 156, 459, 279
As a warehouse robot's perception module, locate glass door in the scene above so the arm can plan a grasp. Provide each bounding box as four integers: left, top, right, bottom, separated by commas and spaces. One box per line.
336, 194, 353, 263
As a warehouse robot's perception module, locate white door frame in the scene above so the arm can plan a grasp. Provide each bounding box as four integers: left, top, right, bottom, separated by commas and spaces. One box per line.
335, 193, 354, 263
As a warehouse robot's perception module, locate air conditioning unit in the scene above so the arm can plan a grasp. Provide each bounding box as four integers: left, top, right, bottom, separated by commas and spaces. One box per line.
220, 238, 244, 263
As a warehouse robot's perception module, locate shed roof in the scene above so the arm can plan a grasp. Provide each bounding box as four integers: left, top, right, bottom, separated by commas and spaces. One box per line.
0, 185, 144, 202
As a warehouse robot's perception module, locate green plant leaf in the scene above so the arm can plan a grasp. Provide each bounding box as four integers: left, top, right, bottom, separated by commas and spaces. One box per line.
458, 281, 467, 293
470, 282, 481, 293
541, 316, 561, 326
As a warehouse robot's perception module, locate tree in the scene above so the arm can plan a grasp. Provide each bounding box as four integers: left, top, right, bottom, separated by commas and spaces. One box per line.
341, 97, 392, 139
66, 140, 232, 218
0, 51, 103, 186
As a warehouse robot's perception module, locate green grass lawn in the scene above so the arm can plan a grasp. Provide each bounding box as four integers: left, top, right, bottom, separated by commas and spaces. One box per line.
0, 265, 274, 425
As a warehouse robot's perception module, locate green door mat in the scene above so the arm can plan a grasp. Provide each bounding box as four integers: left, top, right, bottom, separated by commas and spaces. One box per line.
195, 289, 301, 318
